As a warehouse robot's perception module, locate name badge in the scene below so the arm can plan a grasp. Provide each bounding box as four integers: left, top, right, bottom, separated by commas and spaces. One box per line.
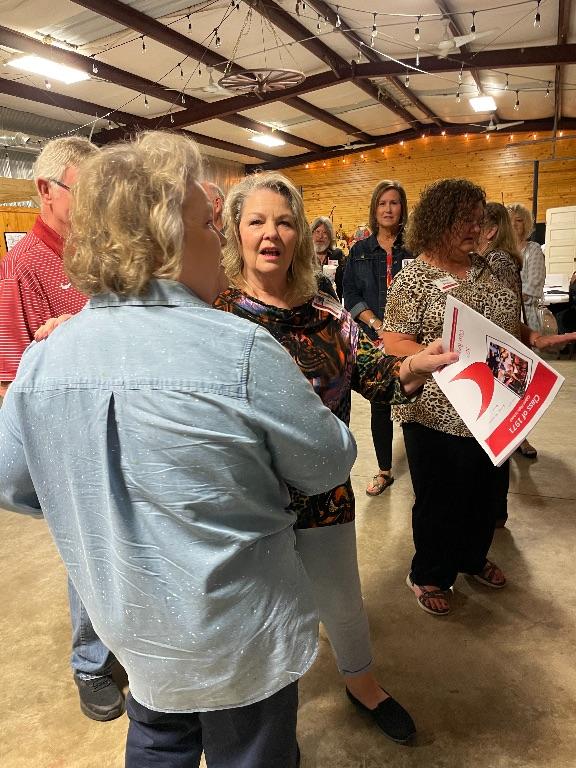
312, 293, 344, 319
432, 275, 459, 292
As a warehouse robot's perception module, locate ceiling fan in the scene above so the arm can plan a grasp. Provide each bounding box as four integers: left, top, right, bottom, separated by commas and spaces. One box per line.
437, 22, 495, 57
471, 117, 525, 132
332, 138, 376, 151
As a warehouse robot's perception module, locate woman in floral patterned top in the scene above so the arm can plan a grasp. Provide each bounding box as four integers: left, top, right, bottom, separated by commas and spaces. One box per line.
215, 171, 457, 744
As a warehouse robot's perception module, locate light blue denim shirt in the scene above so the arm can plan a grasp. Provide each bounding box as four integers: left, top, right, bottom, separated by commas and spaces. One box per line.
0, 279, 357, 712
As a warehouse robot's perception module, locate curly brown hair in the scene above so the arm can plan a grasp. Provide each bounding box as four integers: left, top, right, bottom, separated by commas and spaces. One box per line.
405, 178, 486, 255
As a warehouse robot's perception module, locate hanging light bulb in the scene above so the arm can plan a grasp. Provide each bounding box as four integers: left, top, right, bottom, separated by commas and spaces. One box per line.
187, 14, 192, 31
414, 15, 421, 42
470, 10, 476, 34
181, 93, 186, 104
180, 63, 184, 78
405, 72, 410, 88
335, 6, 341, 28
371, 13, 378, 42
356, 47, 362, 64
534, 0, 541, 27
456, 89, 461, 103
317, 13, 321, 32
107, 119, 112, 129
170, 113, 175, 124
301, 1, 306, 8
144, 94, 149, 109
295, 0, 300, 15
416, 49, 420, 67
92, 60, 98, 74
514, 90, 520, 111
142, 36, 146, 53
214, 28, 221, 47
505, 73, 509, 90
45, 79, 51, 89
545, 81, 550, 98
198, 65, 202, 77
458, 64, 463, 84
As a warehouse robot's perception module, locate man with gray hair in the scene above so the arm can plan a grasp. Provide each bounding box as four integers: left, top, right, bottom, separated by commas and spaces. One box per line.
0, 136, 124, 722
311, 215, 346, 299
201, 181, 225, 232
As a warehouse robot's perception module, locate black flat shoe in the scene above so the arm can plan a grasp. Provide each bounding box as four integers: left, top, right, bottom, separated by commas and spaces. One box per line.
346, 688, 416, 743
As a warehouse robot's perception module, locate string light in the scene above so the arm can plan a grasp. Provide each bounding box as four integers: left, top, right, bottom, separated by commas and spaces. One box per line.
505, 73, 509, 90
458, 64, 463, 84
180, 63, 184, 78
534, 0, 541, 27
92, 60, 98, 74
335, 7, 341, 28
414, 15, 421, 42
107, 119, 112, 129
141, 36, 146, 53
198, 66, 202, 77
470, 10, 476, 33
416, 49, 420, 66
301, 1, 306, 8
441, 130, 446, 136
144, 94, 149, 109
187, 14, 192, 31
514, 90, 520, 111
295, 0, 300, 15
545, 81, 550, 98
316, 14, 321, 32
45, 79, 51, 89
456, 89, 461, 103
405, 71, 410, 87
371, 14, 377, 46
170, 113, 175, 124
214, 28, 221, 47
181, 93, 186, 104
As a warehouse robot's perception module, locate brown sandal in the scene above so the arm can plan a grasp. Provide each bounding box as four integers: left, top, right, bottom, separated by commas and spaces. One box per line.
366, 471, 394, 496
472, 560, 506, 589
405, 574, 451, 616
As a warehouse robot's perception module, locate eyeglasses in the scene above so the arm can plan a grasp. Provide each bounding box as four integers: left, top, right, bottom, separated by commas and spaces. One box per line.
49, 178, 71, 192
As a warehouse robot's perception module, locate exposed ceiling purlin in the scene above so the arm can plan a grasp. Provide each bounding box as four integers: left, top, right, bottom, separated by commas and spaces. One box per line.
0, 75, 277, 161
157, 45, 576, 127
282, 99, 372, 141
252, 0, 421, 133
304, 0, 443, 128
433, 0, 504, 123
70, 0, 364, 145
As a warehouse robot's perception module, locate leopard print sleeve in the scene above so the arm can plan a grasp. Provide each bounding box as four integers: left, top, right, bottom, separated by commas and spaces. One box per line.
351, 328, 413, 404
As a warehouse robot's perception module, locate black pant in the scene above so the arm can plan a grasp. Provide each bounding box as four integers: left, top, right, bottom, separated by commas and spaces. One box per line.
402, 422, 509, 590
371, 401, 393, 471
125, 682, 299, 768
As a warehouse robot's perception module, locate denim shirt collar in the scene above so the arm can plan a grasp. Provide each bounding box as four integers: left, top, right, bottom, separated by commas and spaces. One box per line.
365, 227, 405, 255
90, 278, 207, 309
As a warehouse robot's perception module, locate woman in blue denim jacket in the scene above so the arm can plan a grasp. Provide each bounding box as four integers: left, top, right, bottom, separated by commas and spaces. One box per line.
342, 180, 412, 496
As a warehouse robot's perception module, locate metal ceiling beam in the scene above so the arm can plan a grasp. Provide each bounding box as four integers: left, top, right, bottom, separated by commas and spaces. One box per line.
162, 45, 576, 127
248, 118, 576, 171
69, 0, 365, 142
0, 77, 277, 162
304, 0, 443, 127
252, 0, 421, 131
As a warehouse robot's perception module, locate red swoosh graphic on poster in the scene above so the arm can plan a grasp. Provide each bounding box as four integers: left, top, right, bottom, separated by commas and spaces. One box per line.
450, 362, 495, 419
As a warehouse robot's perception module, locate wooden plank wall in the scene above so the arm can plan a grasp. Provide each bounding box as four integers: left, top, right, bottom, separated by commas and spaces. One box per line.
0, 207, 39, 259
282, 132, 576, 238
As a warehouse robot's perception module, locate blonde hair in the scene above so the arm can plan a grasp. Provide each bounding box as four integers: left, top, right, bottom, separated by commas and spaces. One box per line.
65, 131, 203, 296
222, 172, 317, 304
506, 203, 534, 241
483, 202, 523, 268
33, 136, 98, 183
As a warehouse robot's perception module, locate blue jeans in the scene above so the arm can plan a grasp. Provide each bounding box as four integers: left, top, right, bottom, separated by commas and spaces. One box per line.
68, 578, 114, 679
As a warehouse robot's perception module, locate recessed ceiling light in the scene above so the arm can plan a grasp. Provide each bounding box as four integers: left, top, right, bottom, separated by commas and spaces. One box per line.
251, 134, 285, 147
469, 95, 497, 112
8, 55, 90, 84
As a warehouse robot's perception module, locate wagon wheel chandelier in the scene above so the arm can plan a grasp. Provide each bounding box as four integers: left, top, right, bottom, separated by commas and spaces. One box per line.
218, 68, 305, 95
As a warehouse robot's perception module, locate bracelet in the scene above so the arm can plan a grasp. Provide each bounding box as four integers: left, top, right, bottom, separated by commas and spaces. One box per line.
407, 355, 417, 375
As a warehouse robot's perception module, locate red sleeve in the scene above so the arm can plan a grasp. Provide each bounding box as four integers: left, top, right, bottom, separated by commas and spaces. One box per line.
0, 276, 50, 381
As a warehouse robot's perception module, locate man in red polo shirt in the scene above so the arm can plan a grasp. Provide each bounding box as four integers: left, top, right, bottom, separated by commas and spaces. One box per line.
0, 137, 124, 722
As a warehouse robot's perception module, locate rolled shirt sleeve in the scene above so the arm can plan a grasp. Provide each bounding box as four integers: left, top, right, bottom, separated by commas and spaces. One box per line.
247, 327, 357, 496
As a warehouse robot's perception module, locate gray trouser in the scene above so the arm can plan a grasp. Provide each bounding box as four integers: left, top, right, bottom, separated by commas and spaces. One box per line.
295, 521, 373, 677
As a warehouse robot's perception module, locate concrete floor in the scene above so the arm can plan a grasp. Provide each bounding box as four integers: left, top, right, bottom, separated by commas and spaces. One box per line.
1, 360, 575, 768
